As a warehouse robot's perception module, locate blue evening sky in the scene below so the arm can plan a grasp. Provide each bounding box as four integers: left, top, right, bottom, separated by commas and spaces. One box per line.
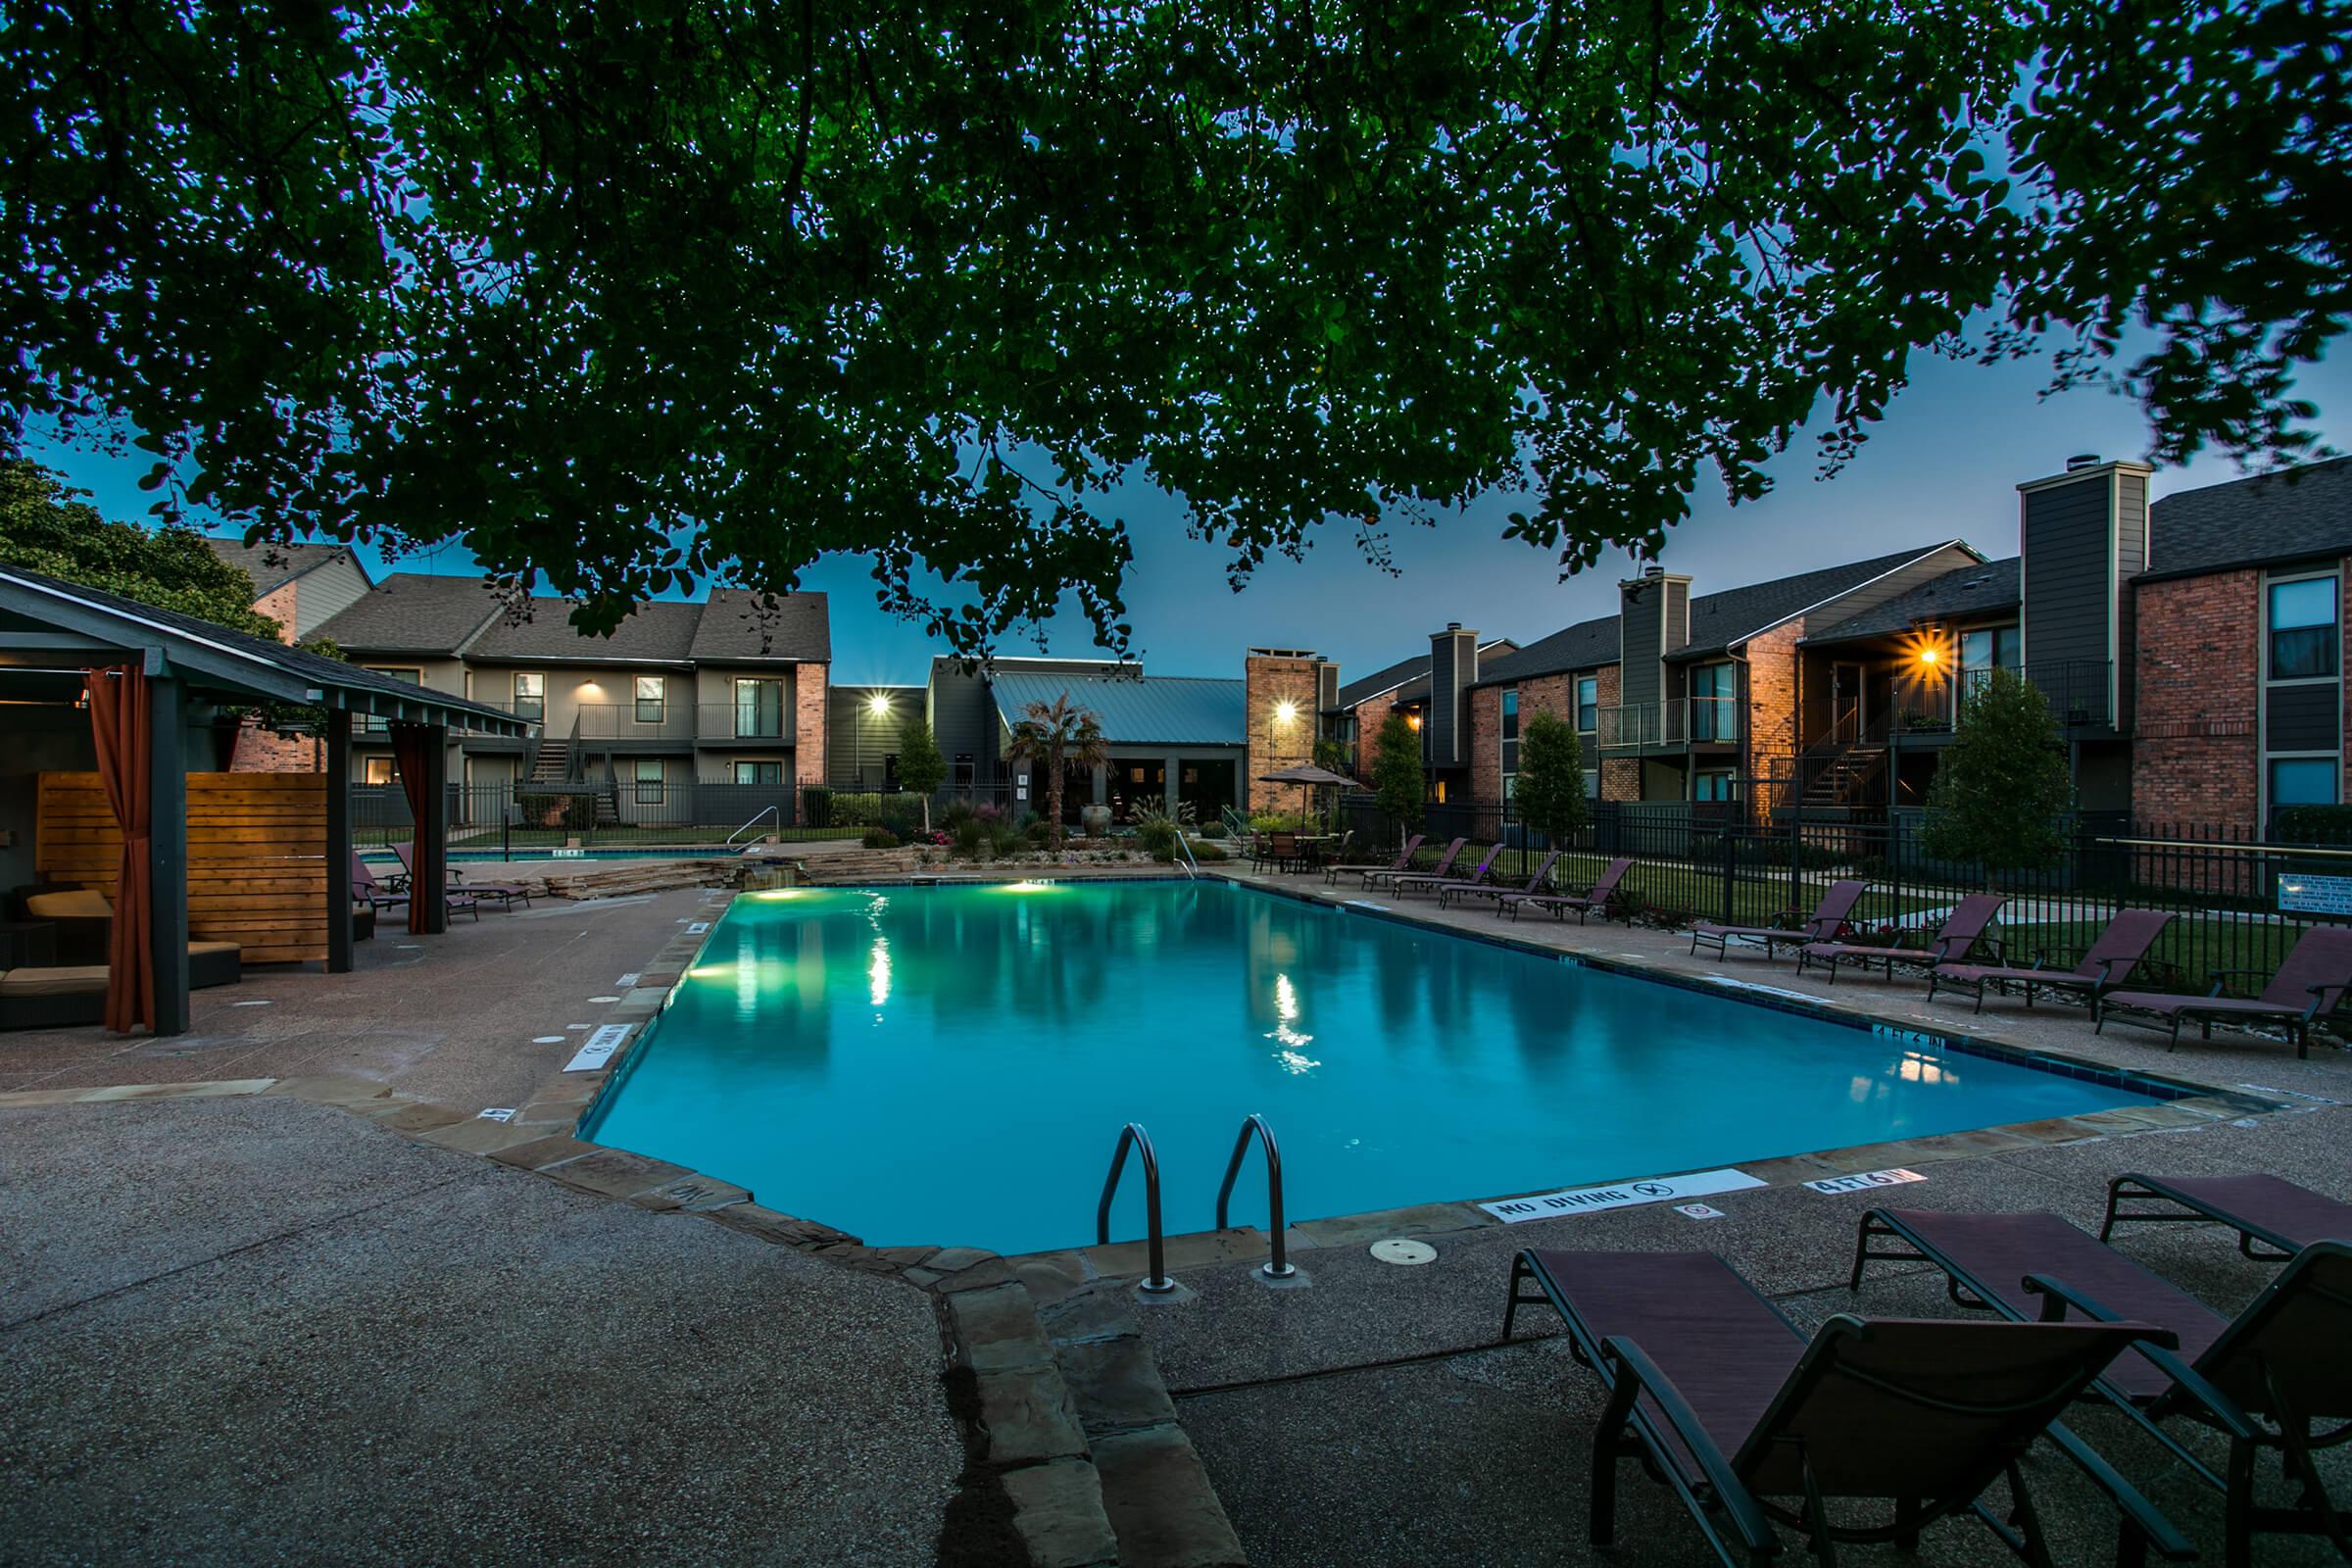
31, 346, 2350, 687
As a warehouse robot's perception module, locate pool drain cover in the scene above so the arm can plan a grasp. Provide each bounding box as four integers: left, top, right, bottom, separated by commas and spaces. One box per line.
1370, 1239, 1437, 1266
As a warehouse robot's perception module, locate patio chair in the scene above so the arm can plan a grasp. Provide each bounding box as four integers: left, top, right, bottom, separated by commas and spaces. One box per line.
1502, 1248, 2184, 1567
1331, 833, 1421, 887
1391, 843, 1497, 899
1497, 857, 1631, 924
1266, 831, 1302, 873
357, 851, 479, 923
2095, 923, 2352, 1057
1690, 879, 1866, 962
1928, 908, 2172, 1013
1795, 893, 2004, 985
2100, 1172, 2352, 1261
392, 841, 529, 909
1362, 837, 1464, 892
1438, 850, 1560, 910
1851, 1206, 2352, 1567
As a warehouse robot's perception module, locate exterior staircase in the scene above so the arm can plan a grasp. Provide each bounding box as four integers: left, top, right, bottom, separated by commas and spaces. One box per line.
527, 738, 570, 785
1801, 743, 1887, 808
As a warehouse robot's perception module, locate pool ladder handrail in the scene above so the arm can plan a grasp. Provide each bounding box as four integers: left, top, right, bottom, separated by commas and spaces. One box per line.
1173, 831, 1200, 880
1214, 1113, 1296, 1280
1097, 1122, 1177, 1294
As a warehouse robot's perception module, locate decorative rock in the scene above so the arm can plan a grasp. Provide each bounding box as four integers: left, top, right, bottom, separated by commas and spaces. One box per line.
536, 1147, 698, 1199
972, 1367, 1091, 1465
1056, 1335, 1179, 1434
948, 1283, 1055, 1373
1089, 1425, 1248, 1568
1001, 1459, 1121, 1568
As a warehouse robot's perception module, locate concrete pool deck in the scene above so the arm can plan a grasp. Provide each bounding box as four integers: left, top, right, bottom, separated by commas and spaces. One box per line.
5, 863, 2351, 1564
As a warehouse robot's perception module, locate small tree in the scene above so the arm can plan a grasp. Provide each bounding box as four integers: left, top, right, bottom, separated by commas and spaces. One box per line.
1371, 711, 1426, 847
1004, 692, 1110, 852
897, 716, 947, 830
1513, 711, 1590, 848
1920, 669, 2074, 872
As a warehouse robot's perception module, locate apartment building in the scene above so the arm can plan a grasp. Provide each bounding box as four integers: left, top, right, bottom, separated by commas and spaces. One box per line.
306, 574, 830, 817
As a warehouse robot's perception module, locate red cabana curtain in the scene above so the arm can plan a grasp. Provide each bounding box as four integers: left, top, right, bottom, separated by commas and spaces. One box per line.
85, 665, 154, 1033
388, 722, 434, 934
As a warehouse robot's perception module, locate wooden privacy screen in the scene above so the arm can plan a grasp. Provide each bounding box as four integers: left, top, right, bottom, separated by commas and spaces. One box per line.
36, 772, 328, 964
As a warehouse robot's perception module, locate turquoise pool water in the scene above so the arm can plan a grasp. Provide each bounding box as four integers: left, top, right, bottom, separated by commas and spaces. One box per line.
584, 880, 2160, 1255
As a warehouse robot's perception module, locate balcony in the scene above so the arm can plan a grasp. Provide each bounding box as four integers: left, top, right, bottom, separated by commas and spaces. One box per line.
693, 703, 796, 745
574, 702, 697, 742
1877, 661, 2116, 740
1597, 698, 1740, 750
358, 698, 538, 745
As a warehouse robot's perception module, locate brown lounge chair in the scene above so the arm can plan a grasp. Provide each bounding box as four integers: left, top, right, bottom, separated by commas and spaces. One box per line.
1439, 850, 1560, 910
1690, 879, 1866, 962
1362, 837, 1465, 893
2096, 922, 2352, 1057
1852, 1206, 2352, 1566
1498, 856, 1631, 923
1331, 833, 1421, 888
393, 841, 529, 909
1394, 843, 1498, 899
357, 851, 478, 923
1503, 1248, 2185, 1567
1796, 893, 2004, 985
2101, 1171, 2352, 1261
1930, 908, 2173, 1013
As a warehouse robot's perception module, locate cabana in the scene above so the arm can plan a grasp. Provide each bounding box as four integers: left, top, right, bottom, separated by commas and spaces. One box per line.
0, 565, 528, 1035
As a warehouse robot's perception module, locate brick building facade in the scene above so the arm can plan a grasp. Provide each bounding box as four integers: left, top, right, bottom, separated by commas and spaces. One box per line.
2130, 571, 2263, 829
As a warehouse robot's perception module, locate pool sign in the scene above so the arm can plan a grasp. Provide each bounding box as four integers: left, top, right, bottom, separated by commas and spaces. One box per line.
2278, 873, 2352, 915
564, 1023, 634, 1073
1481, 1167, 1765, 1223
1803, 1167, 1927, 1195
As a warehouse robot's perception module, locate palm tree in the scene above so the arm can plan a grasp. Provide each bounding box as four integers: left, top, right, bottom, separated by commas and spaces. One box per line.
1005, 692, 1110, 851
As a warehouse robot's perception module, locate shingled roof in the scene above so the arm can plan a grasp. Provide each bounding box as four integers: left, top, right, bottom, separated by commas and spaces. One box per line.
1670, 543, 1974, 660
1335, 640, 1517, 708
311, 573, 502, 655
687, 588, 832, 662
2141, 457, 2352, 582
1474, 615, 1619, 686
202, 535, 365, 595
1806, 557, 2022, 645
471, 600, 703, 663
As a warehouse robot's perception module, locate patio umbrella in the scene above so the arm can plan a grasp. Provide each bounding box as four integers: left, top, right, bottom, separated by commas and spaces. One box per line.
1256, 763, 1365, 827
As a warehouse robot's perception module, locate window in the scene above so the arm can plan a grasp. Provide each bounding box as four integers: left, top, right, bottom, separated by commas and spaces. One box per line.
512, 671, 545, 721
634, 759, 663, 805
2269, 575, 2338, 681
734, 677, 784, 738
1583, 768, 1600, 799
734, 760, 783, 785
955, 753, 975, 790
2269, 758, 2337, 808
1500, 688, 1519, 741
1960, 625, 2024, 682
1690, 663, 1738, 742
1501, 773, 1516, 802
1693, 770, 1737, 803
1576, 676, 1598, 733
363, 757, 396, 786
634, 675, 666, 724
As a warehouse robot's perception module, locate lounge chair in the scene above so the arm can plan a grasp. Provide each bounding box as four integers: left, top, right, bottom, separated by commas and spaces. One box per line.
2101, 1171, 2352, 1261
1362, 837, 1465, 893
1503, 1248, 2184, 1567
1497, 857, 1630, 923
1392, 844, 1497, 899
1852, 1206, 2352, 1568
1331, 833, 1422, 887
1690, 879, 1866, 961
393, 841, 530, 909
2096, 922, 2352, 1056
1929, 908, 2172, 1013
358, 852, 478, 923
1795, 893, 2004, 985
1438, 851, 1559, 910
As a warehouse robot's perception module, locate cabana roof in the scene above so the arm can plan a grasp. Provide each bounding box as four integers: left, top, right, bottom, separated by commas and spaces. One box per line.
0, 566, 529, 735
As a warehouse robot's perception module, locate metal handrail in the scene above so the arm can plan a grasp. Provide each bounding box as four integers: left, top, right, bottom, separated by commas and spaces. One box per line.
727, 804, 780, 846
1213, 1113, 1295, 1280
1173, 831, 1200, 880
1096, 1122, 1176, 1293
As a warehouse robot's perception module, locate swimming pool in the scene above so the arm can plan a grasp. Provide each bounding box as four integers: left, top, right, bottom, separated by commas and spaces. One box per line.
584, 880, 2165, 1255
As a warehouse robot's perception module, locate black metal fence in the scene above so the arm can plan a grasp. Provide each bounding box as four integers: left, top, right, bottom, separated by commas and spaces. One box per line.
353, 780, 846, 852
1333, 797, 2352, 994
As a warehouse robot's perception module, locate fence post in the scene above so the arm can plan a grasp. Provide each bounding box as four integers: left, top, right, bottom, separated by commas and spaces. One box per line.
1721, 828, 1738, 926
1788, 798, 1802, 916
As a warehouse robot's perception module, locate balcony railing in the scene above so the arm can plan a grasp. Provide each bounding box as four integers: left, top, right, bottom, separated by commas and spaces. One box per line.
695, 703, 794, 742
1597, 698, 1740, 749
574, 702, 697, 741
358, 697, 539, 740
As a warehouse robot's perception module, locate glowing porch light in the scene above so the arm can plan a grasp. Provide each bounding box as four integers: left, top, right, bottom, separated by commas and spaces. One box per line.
868, 692, 893, 714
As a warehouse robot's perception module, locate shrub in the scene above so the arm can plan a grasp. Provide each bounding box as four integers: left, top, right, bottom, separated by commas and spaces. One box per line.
1200, 819, 1228, 840
830, 791, 927, 827
802, 785, 834, 828
1138, 818, 1179, 858
942, 800, 977, 830
1193, 841, 1229, 862
515, 791, 593, 830
1022, 814, 1053, 846
2276, 805, 2352, 844
950, 815, 988, 856
861, 826, 901, 849
982, 809, 1025, 858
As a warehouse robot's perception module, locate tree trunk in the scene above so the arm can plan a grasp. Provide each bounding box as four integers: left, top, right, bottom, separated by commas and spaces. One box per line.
1047, 751, 1065, 852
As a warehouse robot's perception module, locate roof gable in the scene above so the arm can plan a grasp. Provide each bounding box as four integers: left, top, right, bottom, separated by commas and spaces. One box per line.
1804, 557, 2022, 644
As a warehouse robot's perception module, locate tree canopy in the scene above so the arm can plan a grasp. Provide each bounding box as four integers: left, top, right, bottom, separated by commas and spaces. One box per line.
1371, 712, 1427, 836
0, 461, 280, 639
4, 1, 2343, 653
1513, 711, 1590, 846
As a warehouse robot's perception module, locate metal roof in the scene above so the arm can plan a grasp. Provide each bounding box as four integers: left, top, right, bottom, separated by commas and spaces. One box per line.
2141, 457, 2352, 583
0, 566, 528, 733
990, 671, 1245, 746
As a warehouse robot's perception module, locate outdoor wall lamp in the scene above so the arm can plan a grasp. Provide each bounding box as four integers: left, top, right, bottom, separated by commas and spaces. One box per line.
868, 692, 893, 714
1273, 700, 1298, 724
